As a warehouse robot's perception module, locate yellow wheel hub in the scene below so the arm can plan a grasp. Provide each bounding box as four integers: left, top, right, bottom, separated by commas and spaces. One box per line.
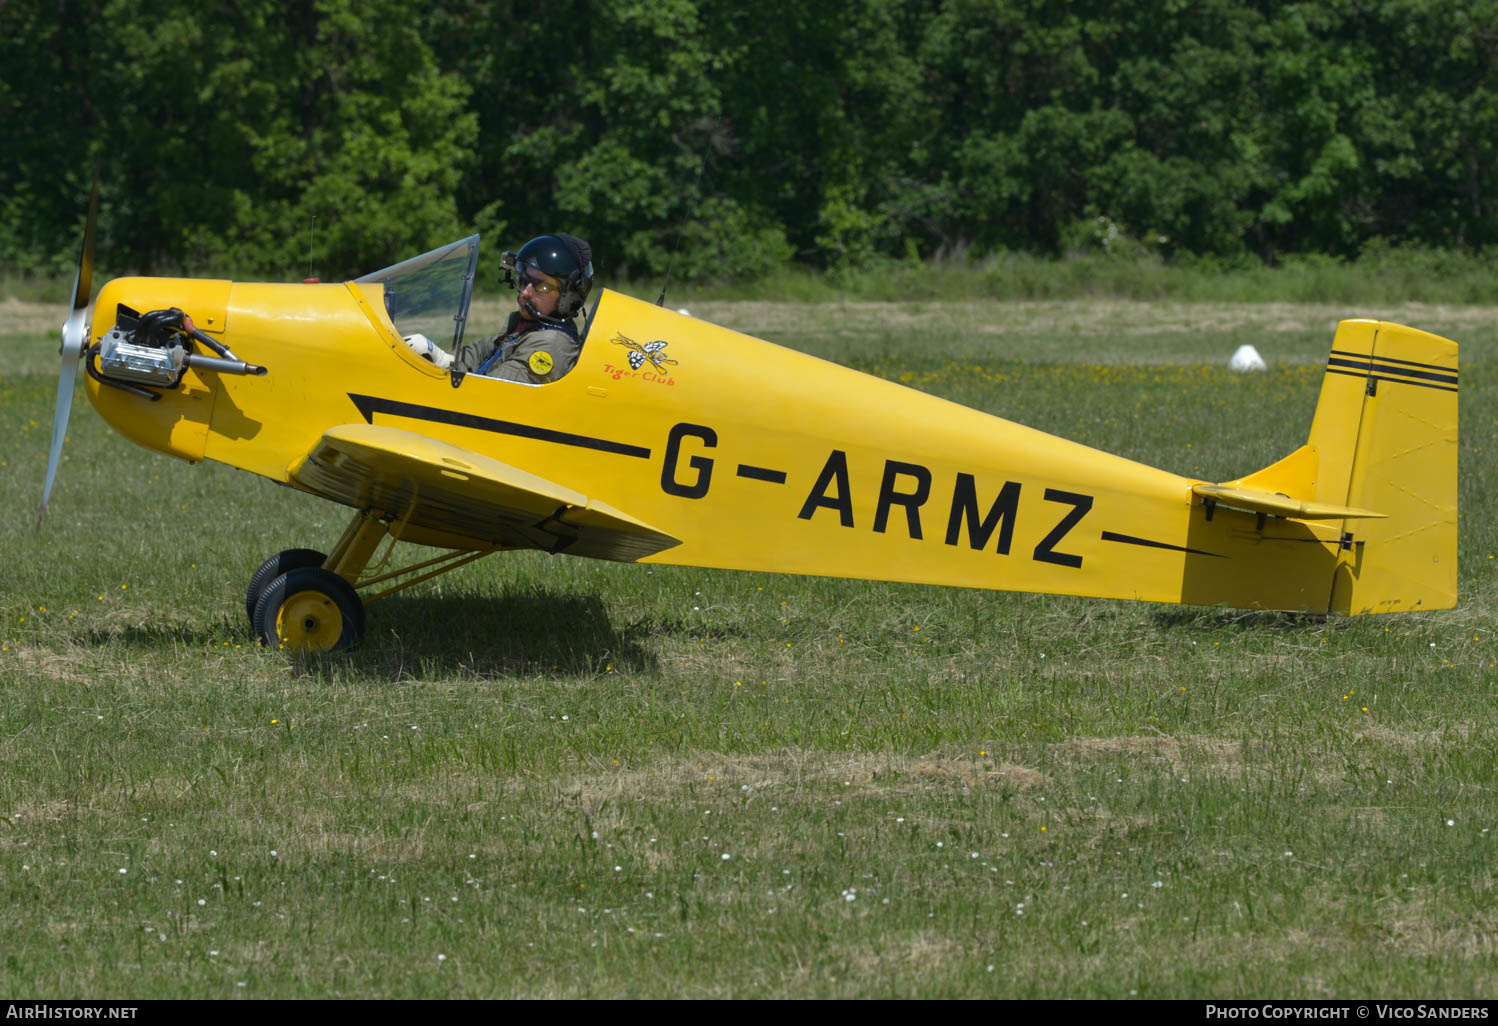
274, 589, 344, 653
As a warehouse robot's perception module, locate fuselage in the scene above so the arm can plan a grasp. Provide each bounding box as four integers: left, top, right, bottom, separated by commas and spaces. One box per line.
85, 278, 1345, 611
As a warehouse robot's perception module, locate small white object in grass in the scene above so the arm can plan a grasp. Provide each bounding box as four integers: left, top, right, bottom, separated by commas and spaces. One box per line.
721, 853, 731, 861
1229, 344, 1267, 372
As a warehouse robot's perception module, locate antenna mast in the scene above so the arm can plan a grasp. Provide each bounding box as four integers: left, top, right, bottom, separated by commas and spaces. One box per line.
304, 215, 318, 283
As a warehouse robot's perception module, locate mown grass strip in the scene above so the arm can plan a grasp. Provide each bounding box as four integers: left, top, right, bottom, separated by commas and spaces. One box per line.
1, 299, 1495, 997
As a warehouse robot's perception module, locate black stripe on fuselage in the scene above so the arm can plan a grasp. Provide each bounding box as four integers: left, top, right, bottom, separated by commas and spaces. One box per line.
347, 394, 653, 459
1100, 531, 1225, 558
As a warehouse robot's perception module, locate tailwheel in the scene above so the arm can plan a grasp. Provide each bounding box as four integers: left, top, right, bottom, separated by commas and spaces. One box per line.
245, 548, 328, 627
253, 567, 365, 653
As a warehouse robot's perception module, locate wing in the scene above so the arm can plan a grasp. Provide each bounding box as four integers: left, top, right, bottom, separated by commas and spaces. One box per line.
287, 423, 680, 561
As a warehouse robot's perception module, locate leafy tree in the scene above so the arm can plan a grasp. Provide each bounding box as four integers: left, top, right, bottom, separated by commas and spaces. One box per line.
10, 0, 1498, 279
206, 0, 475, 279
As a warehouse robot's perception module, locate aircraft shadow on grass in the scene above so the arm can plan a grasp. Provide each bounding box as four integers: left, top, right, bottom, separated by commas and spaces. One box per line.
361, 590, 658, 677
1147, 606, 1327, 632
79, 589, 658, 679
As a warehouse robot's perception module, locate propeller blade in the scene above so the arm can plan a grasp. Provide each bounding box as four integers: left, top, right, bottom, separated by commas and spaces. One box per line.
38, 168, 99, 525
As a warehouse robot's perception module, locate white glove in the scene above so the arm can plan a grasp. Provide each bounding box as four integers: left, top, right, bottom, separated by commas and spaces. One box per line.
403, 333, 453, 369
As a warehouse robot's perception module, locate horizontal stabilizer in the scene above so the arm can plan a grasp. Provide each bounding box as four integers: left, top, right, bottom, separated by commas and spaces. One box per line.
288, 424, 680, 561
1192, 483, 1386, 521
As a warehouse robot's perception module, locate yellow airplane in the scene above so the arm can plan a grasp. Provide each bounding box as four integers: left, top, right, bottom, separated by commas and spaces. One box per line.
41, 216, 1460, 652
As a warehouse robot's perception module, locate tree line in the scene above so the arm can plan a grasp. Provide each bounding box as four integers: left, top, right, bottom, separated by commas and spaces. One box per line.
4, 0, 1498, 283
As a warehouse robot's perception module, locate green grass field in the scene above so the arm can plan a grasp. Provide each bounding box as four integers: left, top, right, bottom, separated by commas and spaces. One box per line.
1, 295, 1495, 998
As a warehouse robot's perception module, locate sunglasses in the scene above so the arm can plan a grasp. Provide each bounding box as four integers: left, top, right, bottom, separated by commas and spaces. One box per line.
519, 264, 560, 296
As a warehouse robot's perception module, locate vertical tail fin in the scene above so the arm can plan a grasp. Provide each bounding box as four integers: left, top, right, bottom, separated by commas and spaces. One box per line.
1219, 319, 1458, 613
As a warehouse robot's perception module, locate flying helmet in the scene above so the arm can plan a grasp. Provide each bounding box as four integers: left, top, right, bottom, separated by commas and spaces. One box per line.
501, 233, 594, 319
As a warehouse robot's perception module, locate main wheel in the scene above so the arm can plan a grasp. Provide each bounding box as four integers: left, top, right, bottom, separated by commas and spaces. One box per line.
245, 548, 327, 626
253, 567, 365, 653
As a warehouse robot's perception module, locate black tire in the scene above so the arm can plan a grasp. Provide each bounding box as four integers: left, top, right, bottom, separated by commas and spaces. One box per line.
245, 548, 327, 626
253, 567, 365, 653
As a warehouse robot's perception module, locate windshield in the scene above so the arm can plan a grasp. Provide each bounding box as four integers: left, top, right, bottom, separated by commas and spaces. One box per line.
355, 235, 479, 351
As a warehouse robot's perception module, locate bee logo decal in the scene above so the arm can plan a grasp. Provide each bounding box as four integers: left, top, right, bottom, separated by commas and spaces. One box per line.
613, 333, 679, 374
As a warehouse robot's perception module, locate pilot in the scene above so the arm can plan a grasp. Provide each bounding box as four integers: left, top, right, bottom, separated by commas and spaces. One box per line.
406, 233, 593, 383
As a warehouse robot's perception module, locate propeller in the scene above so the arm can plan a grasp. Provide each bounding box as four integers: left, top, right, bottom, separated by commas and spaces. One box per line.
38, 169, 99, 525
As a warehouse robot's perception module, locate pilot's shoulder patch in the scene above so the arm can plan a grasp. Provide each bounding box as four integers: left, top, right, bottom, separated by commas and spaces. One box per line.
528, 350, 554, 376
